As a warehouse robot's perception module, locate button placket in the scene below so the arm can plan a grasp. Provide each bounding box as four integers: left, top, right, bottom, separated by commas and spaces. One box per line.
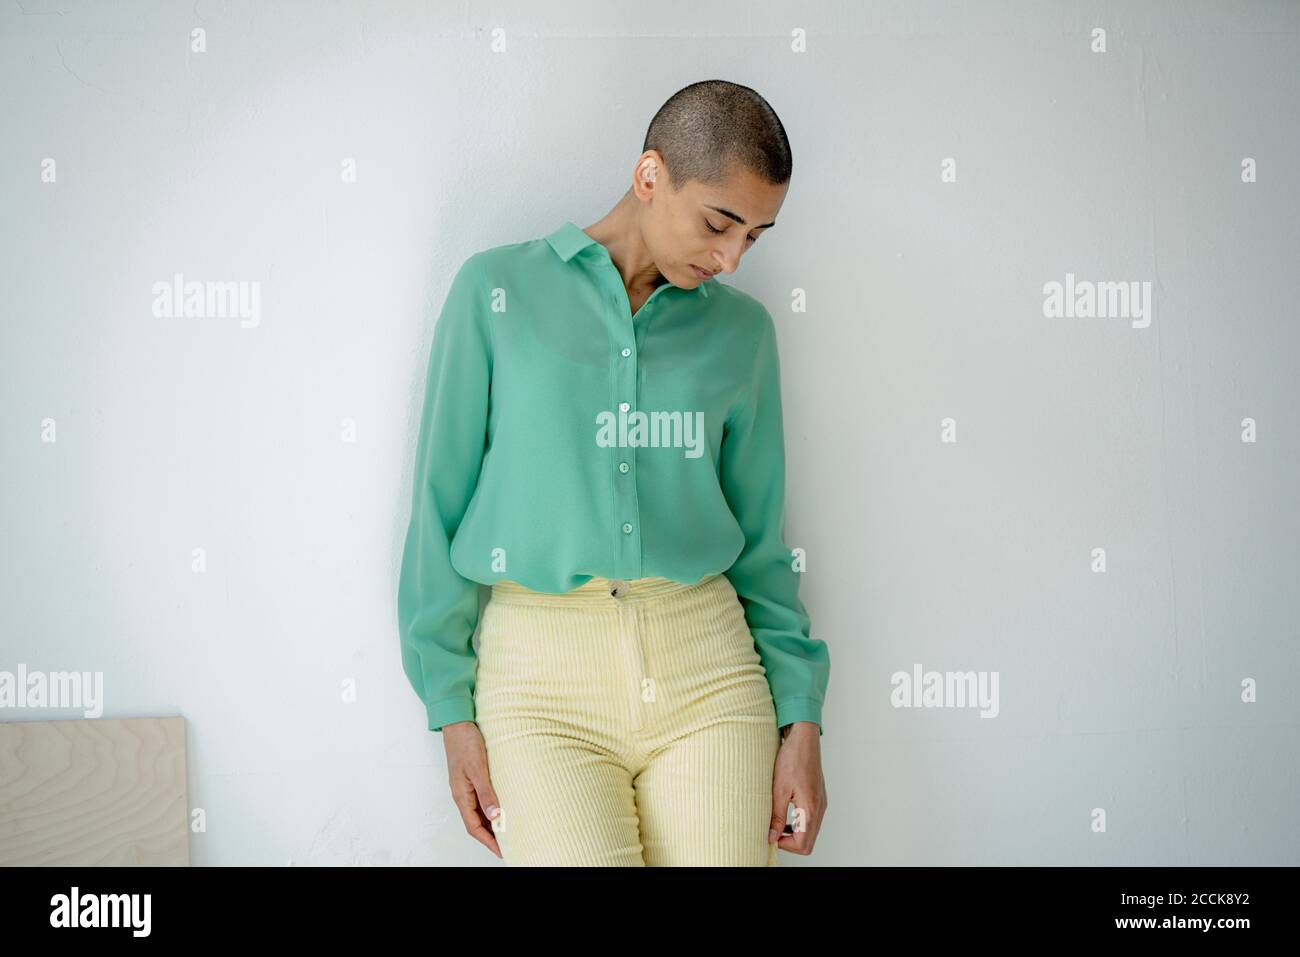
610, 283, 642, 578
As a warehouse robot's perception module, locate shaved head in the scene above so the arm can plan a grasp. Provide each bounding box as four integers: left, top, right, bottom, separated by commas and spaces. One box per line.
642, 80, 793, 190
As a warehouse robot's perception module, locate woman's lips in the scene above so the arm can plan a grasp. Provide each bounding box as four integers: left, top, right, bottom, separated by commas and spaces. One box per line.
690, 264, 714, 279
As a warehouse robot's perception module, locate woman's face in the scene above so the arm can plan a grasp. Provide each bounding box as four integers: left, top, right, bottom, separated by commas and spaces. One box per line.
645, 158, 788, 287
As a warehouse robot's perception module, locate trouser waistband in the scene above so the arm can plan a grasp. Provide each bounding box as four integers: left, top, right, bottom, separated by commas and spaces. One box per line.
489, 574, 721, 606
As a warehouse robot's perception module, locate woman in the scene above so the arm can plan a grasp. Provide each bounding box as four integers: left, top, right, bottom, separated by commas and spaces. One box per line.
397, 80, 830, 866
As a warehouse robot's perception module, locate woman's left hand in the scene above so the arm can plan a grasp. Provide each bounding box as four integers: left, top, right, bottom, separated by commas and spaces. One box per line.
769, 722, 827, 855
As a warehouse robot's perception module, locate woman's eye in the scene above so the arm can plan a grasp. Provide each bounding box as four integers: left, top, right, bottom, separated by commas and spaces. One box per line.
706, 219, 759, 242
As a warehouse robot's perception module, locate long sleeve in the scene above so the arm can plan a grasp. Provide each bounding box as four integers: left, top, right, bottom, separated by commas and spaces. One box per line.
718, 309, 830, 735
397, 253, 492, 732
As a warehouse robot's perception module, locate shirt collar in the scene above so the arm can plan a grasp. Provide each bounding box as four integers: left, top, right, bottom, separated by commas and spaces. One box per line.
545, 221, 597, 262
545, 221, 711, 298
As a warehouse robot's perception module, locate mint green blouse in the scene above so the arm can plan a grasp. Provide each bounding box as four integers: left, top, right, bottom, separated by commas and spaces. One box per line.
397, 221, 829, 735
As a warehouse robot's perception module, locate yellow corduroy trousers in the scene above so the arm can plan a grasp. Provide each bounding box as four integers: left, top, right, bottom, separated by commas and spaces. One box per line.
474, 572, 781, 866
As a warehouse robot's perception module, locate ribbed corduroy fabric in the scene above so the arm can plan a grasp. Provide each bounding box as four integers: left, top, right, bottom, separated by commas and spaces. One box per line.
474, 572, 781, 867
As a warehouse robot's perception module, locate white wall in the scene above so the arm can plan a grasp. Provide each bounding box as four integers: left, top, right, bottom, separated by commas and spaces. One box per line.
2, 0, 1296, 865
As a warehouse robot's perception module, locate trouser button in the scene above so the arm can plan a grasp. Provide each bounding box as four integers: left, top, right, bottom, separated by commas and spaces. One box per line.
609, 579, 629, 598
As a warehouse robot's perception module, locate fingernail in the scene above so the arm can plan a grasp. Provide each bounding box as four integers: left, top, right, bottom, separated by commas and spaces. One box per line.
486, 805, 500, 818
769, 828, 780, 843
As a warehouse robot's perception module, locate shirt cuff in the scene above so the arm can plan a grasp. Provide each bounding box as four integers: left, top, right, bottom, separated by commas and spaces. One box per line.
427, 696, 476, 733
775, 697, 824, 736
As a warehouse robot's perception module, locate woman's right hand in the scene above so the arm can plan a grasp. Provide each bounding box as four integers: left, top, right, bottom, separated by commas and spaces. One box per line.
443, 721, 503, 858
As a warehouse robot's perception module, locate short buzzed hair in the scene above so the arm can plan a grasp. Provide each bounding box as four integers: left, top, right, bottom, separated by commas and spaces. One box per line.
642, 80, 792, 190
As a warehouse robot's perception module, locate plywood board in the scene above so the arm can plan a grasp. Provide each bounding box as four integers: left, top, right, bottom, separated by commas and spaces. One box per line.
0, 716, 189, 866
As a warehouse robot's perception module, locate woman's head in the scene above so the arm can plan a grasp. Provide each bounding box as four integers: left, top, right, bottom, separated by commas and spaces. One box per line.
632, 80, 792, 285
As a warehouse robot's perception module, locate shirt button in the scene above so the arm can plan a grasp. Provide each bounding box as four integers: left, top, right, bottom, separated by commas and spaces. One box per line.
621, 347, 631, 357
618, 461, 629, 473
622, 522, 633, 534
619, 402, 630, 412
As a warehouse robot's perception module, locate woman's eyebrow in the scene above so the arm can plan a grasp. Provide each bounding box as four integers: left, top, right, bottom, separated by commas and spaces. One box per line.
703, 205, 776, 229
